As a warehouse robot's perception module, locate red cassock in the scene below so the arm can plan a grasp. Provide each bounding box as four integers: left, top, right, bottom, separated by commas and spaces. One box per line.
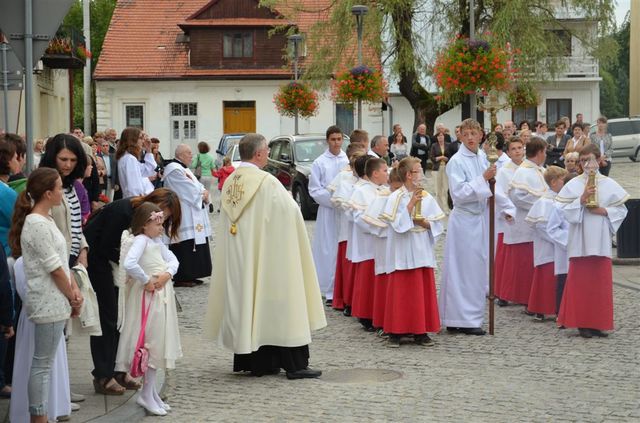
351, 259, 375, 319
383, 268, 440, 334
557, 256, 613, 331
494, 233, 506, 299
500, 242, 535, 305
372, 273, 389, 328
527, 262, 556, 315
331, 241, 348, 310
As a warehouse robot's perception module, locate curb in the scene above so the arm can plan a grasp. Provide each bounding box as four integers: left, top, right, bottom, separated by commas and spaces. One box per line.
613, 256, 640, 265
91, 372, 165, 423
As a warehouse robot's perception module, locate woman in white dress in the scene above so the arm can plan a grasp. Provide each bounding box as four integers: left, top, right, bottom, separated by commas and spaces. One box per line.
10, 257, 70, 423
115, 202, 181, 416
116, 128, 157, 198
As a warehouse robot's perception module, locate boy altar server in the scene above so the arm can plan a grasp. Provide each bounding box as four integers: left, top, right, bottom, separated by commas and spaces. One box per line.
309, 126, 348, 305
382, 157, 444, 347
503, 137, 548, 308
329, 146, 366, 310
494, 137, 524, 305
354, 158, 390, 330
440, 119, 496, 336
556, 144, 629, 338
525, 166, 568, 321
347, 155, 380, 331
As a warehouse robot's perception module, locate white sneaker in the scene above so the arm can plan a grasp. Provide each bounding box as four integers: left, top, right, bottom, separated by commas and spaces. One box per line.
136, 396, 167, 416
70, 402, 80, 412
70, 392, 85, 402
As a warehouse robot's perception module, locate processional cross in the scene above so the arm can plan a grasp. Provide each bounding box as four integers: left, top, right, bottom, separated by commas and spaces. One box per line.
477, 88, 510, 335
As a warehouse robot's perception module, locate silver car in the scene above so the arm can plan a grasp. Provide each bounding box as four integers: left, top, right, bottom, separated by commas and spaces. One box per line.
590, 118, 640, 161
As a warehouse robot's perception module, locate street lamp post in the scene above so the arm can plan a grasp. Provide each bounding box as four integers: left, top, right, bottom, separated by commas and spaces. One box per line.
288, 34, 303, 135
352, 5, 368, 130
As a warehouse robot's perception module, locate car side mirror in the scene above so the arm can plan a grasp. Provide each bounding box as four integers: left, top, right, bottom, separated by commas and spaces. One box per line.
280, 153, 292, 163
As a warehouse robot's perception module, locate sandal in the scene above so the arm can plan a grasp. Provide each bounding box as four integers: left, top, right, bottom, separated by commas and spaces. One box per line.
114, 373, 143, 390
93, 378, 125, 396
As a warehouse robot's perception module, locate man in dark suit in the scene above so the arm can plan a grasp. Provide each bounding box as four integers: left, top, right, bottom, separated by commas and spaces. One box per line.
545, 120, 570, 167
410, 124, 430, 171
103, 128, 120, 200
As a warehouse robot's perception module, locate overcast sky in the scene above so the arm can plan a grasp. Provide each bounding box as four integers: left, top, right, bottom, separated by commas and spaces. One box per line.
615, 0, 630, 25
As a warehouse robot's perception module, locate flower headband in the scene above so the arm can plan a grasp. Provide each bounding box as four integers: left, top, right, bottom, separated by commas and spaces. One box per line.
149, 211, 164, 224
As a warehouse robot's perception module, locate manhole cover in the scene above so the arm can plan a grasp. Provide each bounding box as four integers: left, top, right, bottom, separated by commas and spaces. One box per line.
320, 368, 403, 384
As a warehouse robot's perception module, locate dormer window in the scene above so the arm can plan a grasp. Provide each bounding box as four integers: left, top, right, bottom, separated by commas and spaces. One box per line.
223, 32, 253, 58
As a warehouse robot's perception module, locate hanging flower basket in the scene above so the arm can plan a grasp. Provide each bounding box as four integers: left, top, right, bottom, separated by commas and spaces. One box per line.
507, 83, 540, 109
273, 82, 319, 119
432, 36, 517, 105
331, 65, 387, 105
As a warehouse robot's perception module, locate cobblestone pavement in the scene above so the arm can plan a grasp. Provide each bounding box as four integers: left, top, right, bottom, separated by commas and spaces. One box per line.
148, 160, 640, 422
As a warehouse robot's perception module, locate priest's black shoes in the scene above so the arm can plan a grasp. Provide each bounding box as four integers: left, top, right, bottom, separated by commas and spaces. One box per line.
459, 327, 486, 336
286, 367, 322, 380
343, 306, 352, 317
496, 299, 509, 307
578, 328, 593, 338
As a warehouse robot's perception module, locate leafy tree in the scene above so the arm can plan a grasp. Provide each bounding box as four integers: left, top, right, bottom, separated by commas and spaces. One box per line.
262, 0, 616, 132
600, 17, 629, 118
61, 0, 117, 129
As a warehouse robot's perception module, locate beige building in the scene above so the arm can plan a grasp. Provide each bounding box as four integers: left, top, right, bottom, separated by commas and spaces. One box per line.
630, 0, 639, 117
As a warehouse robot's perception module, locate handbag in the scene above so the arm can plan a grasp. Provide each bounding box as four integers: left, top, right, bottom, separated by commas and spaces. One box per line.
130, 291, 153, 378
194, 155, 202, 180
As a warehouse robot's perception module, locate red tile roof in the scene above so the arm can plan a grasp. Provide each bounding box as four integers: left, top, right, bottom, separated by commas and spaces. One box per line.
95, 0, 338, 80
178, 18, 291, 27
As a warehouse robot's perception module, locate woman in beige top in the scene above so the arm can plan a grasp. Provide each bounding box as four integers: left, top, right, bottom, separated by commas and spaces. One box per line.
563, 123, 591, 158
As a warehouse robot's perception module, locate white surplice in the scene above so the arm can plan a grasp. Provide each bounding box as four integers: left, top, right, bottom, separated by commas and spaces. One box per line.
439, 144, 493, 328
10, 258, 70, 423
381, 186, 445, 272
344, 179, 366, 261
349, 181, 380, 263
495, 159, 519, 234
546, 203, 570, 275
117, 152, 156, 198
330, 169, 357, 243
360, 187, 391, 275
507, 159, 547, 244
496, 152, 510, 169
555, 173, 629, 259
162, 161, 211, 244
525, 191, 557, 266
309, 149, 349, 299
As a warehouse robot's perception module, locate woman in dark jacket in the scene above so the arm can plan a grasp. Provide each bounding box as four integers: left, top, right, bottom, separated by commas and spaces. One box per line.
429, 132, 451, 213
83, 188, 181, 395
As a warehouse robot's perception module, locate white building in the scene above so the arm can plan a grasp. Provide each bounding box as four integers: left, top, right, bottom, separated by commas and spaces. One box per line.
94, 0, 386, 159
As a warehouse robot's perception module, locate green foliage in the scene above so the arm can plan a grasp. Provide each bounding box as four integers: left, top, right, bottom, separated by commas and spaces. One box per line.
274, 82, 319, 118
599, 18, 629, 118
62, 0, 117, 128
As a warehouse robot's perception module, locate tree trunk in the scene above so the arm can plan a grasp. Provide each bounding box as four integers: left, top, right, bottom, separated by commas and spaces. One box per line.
389, 3, 451, 133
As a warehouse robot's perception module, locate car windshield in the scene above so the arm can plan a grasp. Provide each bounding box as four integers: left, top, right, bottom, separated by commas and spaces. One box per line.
294, 140, 331, 162
224, 137, 243, 153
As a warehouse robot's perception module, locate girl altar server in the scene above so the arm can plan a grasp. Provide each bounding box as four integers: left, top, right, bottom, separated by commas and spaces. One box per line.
555, 144, 629, 338
381, 157, 444, 347
115, 203, 182, 416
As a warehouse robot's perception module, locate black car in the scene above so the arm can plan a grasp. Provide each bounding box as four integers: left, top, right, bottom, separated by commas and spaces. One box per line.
215, 133, 245, 168
264, 134, 348, 220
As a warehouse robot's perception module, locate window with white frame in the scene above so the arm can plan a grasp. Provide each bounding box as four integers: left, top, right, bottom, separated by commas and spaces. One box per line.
125, 104, 144, 129
170, 103, 198, 141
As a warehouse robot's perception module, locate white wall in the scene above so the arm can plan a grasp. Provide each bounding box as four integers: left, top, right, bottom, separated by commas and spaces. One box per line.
96, 79, 386, 158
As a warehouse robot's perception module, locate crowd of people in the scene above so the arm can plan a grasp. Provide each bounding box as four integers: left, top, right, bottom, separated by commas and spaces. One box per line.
0, 108, 628, 420
309, 115, 628, 347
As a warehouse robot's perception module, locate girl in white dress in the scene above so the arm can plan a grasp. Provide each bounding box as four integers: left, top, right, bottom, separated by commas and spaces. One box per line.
114, 202, 182, 416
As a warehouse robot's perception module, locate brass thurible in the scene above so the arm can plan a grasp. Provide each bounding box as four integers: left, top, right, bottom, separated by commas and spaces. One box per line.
586, 171, 598, 208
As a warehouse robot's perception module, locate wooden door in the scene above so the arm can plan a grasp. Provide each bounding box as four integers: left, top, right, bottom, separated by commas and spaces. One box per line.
223, 101, 256, 133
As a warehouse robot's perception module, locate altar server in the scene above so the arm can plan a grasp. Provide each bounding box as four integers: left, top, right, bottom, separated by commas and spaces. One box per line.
503, 137, 548, 307
439, 119, 495, 336
382, 157, 444, 346
309, 126, 349, 305
555, 144, 629, 338
525, 166, 568, 320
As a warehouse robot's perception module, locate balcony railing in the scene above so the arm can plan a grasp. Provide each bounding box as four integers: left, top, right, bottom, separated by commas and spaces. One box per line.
518, 56, 599, 80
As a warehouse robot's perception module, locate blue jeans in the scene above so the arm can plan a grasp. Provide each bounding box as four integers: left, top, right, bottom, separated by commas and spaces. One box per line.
28, 320, 65, 416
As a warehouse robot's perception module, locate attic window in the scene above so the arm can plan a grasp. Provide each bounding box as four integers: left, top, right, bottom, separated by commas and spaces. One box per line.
223, 32, 253, 58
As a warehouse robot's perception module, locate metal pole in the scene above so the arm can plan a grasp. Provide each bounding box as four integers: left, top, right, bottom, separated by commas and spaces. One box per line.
293, 40, 299, 135
83, 0, 91, 135
1, 42, 9, 131
469, 0, 477, 122
489, 176, 496, 335
357, 15, 363, 129
24, 0, 34, 173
